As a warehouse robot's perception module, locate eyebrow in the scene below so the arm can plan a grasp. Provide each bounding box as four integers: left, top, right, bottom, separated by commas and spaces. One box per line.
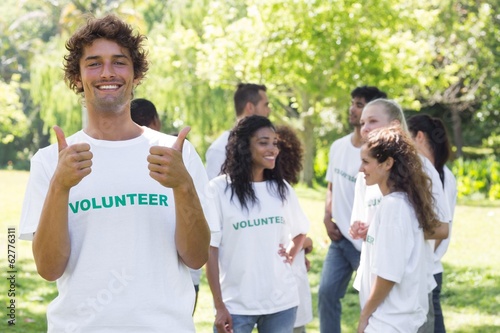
83, 54, 129, 62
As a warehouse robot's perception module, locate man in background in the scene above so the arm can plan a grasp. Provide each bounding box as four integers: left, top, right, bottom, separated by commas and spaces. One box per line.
205, 83, 270, 179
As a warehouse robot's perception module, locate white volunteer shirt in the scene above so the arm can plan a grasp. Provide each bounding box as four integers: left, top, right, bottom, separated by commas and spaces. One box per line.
19, 128, 217, 332
209, 176, 309, 315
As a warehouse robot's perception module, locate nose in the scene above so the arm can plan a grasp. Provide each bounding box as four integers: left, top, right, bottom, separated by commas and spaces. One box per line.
100, 61, 115, 79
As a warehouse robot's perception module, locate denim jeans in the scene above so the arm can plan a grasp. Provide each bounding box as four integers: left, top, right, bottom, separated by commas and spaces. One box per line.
215, 307, 297, 333
318, 237, 361, 333
433, 273, 446, 333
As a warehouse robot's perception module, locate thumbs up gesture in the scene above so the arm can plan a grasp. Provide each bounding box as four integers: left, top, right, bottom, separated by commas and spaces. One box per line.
148, 127, 191, 188
52, 126, 93, 190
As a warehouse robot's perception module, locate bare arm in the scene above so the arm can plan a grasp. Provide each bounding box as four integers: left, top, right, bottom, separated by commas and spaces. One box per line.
148, 127, 210, 269
324, 182, 342, 241
424, 221, 449, 240
33, 126, 92, 281
173, 179, 211, 269
358, 276, 395, 333
206, 246, 233, 333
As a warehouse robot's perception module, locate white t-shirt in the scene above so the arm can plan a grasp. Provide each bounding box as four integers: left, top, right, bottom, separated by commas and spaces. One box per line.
205, 131, 230, 180
433, 166, 457, 274
19, 127, 217, 333
350, 173, 383, 228
325, 133, 362, 251
356, 192, 429, 332
292, 250, 313, 328
353, 155, 452, 293
420, 156, 452, 288
209, 176, 309, 315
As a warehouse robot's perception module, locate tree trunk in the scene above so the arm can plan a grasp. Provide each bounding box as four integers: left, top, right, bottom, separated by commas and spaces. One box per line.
451, 108, 463, 157
300, 94, 316, 187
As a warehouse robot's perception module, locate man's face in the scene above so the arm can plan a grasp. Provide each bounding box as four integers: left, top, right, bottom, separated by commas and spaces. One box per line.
252, 90, 271, 118
76, 38, 138, 112
349, 96, 367, 127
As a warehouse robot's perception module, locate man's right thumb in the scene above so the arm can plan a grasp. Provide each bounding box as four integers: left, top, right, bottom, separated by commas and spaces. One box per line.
53, 125, 68, 152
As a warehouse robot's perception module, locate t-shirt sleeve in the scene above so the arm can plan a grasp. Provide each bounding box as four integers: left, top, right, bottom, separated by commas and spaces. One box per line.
183, 140, 221, 239
206, 178, 224, 248
424, 160, 452, 223
19, 151, 54, 241
205, 147, 226, 180
283, 184, 310, 238
350, 173, 366, 225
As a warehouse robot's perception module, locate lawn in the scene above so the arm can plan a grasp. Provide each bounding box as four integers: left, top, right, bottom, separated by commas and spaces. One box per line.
1, 170, 499, 332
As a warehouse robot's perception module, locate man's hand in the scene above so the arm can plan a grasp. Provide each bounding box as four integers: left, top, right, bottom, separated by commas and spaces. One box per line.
214, 305, 233, 333
324, 217, 342, 241
148, 127, 191, 188
52, 125, 92, 190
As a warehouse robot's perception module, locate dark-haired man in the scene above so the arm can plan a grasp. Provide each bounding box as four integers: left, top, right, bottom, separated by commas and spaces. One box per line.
205, 83, 270, 180
19, 15, 213, 332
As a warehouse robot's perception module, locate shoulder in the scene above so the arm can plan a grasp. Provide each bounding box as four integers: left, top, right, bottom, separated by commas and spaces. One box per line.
382, 192, 410, 210
209, 175, 230, 189
208, 131, 230, 151
33, 130, 86, 159
331, 133, 352, 148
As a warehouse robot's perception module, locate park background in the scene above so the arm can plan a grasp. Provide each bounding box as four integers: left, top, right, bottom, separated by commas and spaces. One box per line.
1, 0, 499, 332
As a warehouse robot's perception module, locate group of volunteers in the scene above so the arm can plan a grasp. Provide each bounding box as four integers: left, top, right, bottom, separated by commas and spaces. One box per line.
18, 14, 456, 333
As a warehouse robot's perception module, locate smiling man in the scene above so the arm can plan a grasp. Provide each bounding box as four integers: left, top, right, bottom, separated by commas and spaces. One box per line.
19, 15, 213, 332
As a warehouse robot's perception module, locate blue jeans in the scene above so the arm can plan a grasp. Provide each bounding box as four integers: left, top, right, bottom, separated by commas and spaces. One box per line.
215, 307, 297, 333
318, 237, 361, 333
433, 273, 445, 333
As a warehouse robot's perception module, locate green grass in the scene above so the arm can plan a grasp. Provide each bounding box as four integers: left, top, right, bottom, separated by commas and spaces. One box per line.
1, 170, 499, 332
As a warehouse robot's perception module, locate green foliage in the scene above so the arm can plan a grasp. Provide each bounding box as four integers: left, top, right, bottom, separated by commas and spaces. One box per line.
0, 76, 30, 168
483, 133, 500, 154
2, 0, 500, 183
0, 76, 27, 144
451, 156, 500, 200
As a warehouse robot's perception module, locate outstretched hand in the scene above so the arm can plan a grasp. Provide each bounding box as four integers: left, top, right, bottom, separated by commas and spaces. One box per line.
148, 127, 191, 188
52, 125, 92, 190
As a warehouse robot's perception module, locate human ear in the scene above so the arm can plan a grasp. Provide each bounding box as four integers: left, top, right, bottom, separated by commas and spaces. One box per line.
416, 131, 426, 144
383, 157, 394, 171
390, 119, 401, 128
75, 76, 83, 90
243, 102, 255, 116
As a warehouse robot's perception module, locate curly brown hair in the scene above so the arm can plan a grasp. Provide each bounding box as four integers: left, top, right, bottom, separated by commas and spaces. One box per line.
276, 125, 303, 185
365, 126, 439, 234
63, 14, 149, 93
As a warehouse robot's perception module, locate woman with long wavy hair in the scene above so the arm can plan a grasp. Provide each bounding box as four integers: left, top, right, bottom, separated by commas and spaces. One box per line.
356, 126, 439, 332
206, 115, 309, 333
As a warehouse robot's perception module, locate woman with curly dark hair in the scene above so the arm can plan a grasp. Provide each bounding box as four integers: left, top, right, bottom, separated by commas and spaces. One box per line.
206, 115, 309, 333
356, 126, 439, 333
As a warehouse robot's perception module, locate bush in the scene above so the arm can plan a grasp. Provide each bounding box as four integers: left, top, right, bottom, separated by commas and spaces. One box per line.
451, 156, 500, 200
